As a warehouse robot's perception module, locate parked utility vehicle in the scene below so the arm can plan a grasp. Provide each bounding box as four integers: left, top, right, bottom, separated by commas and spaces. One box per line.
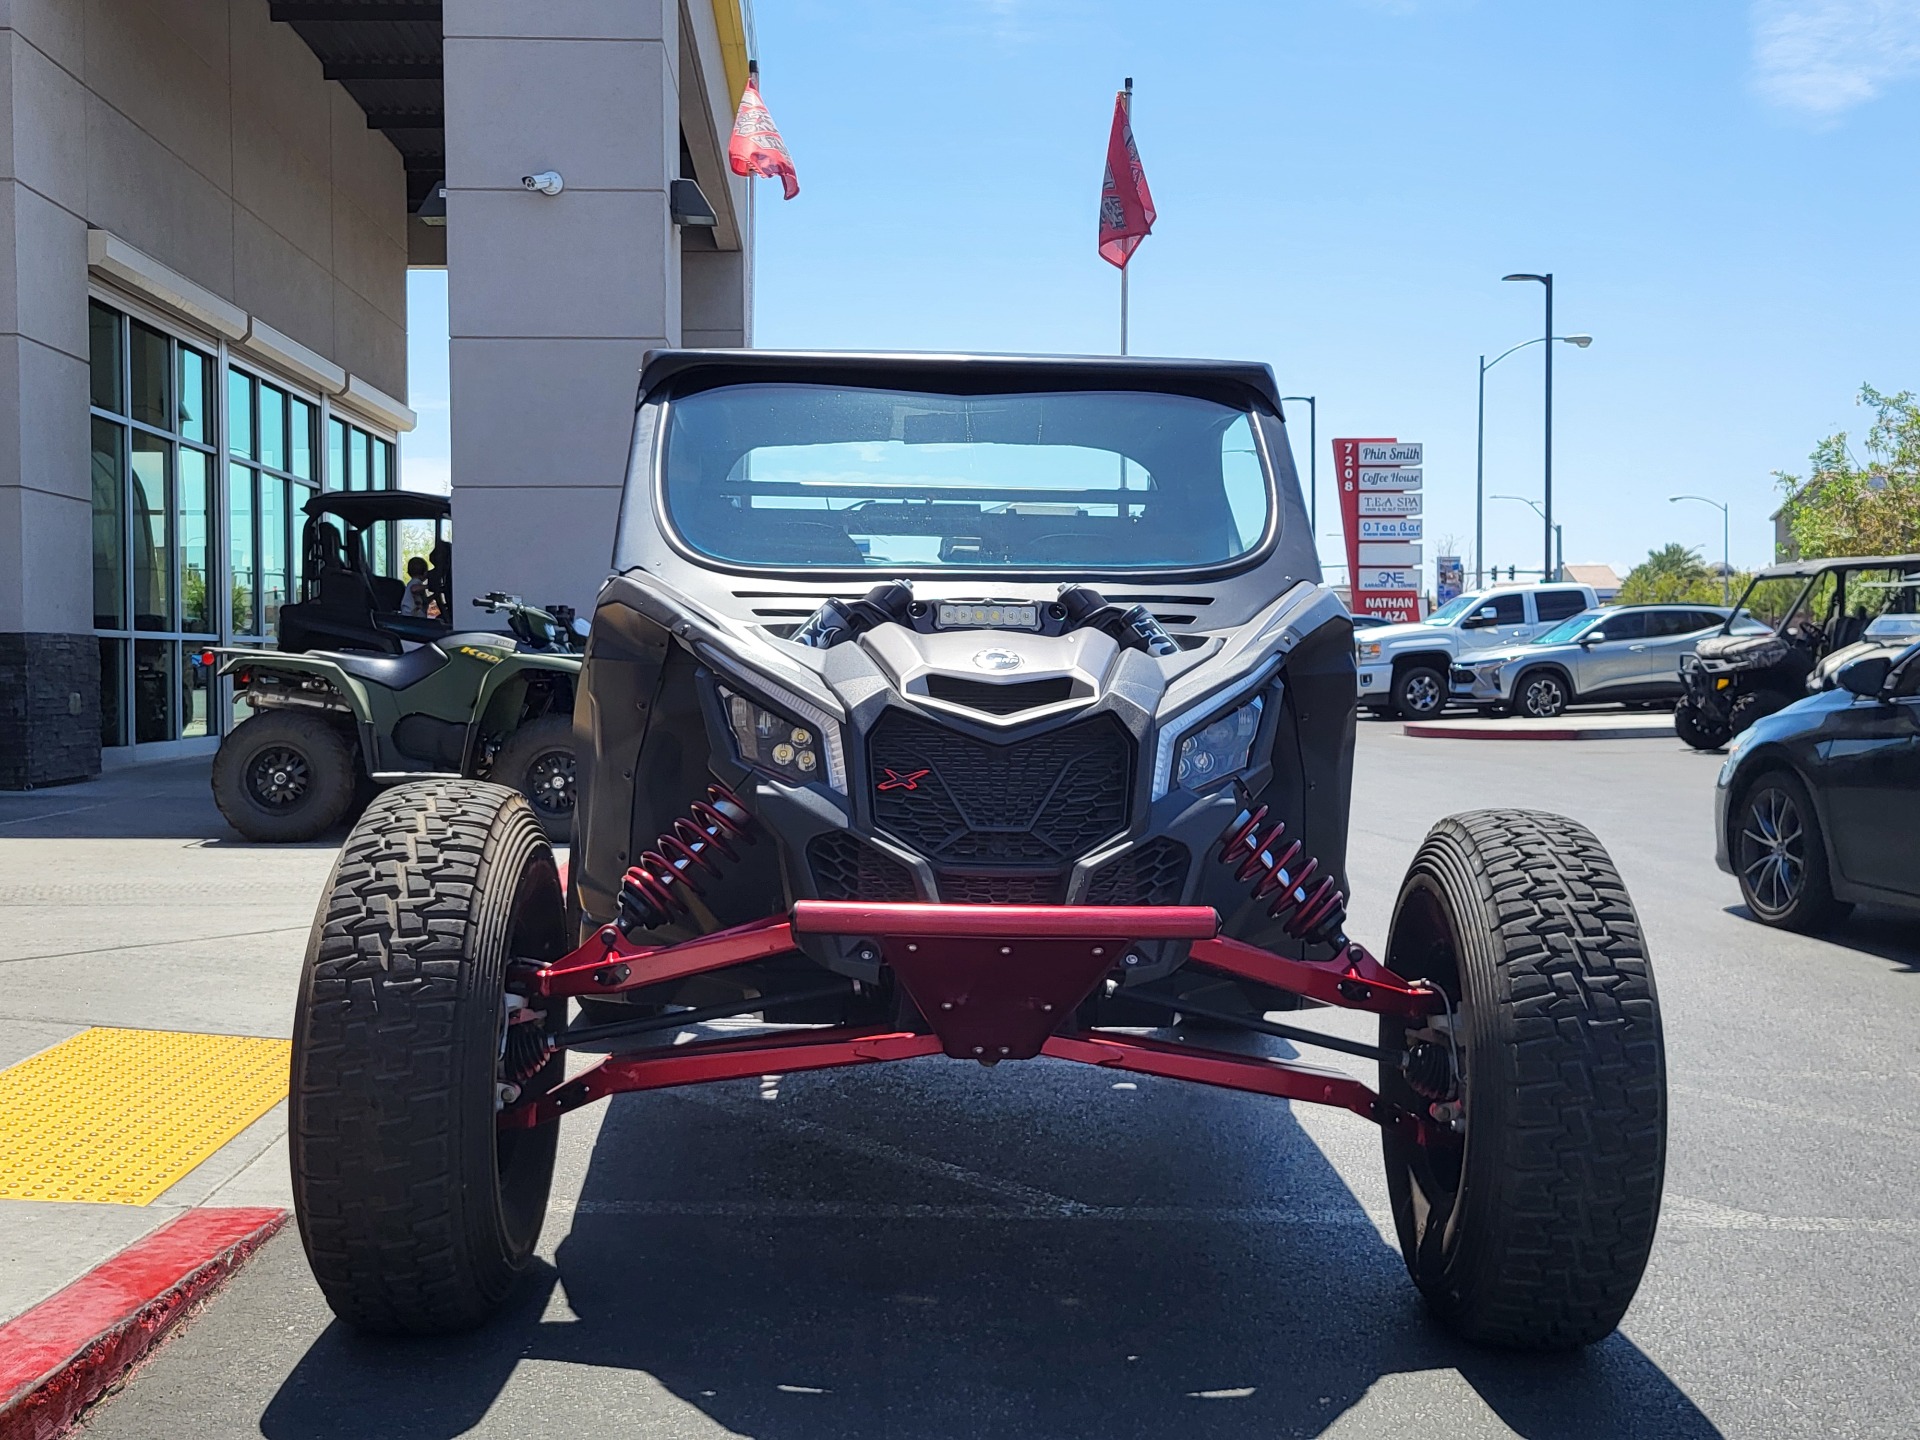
1355, 581, 1598, 718
212, 594, 581, 842
289, 353, 1665, 1351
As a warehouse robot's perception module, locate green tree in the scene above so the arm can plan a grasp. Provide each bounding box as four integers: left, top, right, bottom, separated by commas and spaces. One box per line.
1775, 384, 1920, 559
1616, 543, 1736, 604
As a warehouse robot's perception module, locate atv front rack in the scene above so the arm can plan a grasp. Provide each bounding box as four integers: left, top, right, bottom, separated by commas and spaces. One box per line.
502, 903, 1449, 1140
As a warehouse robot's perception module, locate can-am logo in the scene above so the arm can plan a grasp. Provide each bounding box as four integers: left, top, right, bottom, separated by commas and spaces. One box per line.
877, 767, 930, 792
972, 648, 1023, 671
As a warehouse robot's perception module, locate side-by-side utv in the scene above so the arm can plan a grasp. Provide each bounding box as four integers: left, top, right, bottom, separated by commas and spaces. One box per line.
288, 352, 1667, 1351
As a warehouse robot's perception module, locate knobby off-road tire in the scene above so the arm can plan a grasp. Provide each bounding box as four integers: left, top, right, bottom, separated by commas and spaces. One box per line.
212, 711, 357, 842
291, 780, 568, 1334
488, 714, 576, 843
1378, 809, 1665, 1350
1673, 697, 1732, 751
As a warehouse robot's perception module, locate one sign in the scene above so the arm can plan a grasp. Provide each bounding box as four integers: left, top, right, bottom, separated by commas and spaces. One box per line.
1358, 441, 1423, 466
1359, 543, 1422, 567
1358, 568, 1417, 590
1358, 491, 1422, 516
1336, 436, 1425, 626
1359, 517, 1422, 541
1357, 467, 1422, 490
1436, 555, 1463, 605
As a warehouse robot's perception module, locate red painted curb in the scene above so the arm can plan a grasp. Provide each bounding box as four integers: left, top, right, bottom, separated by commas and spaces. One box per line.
0, 1206, 287, 1440
1401, 720, 1674, 741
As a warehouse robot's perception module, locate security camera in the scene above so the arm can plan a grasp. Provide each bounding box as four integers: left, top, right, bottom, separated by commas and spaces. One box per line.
521, 170, 564, 196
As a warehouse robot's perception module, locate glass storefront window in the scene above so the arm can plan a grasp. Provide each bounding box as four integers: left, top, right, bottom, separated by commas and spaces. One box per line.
260, 382, 286, 472
327, 417, 346, 492
373, 437, 393, 489
179, 449, 213, 634
261, 473, 287, 633
132, 639, 173, 744
353, 428, 373, 491
290, 398, 314, 480
129, 320, 170, 430
98, 638, 125, 747
130, 433, 171, 631
179, 643, 211, 739
229, 462, 255, 635
228, 367, 253, 458
91, 417, 125, 630
89, 302, 122, 413
179, 347, 211, 445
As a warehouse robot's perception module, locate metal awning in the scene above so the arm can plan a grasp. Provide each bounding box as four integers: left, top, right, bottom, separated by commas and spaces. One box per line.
269, 1, 444, 215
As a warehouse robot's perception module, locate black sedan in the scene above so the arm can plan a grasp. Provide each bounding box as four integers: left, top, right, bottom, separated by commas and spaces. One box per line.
1715, 641, 1920, 929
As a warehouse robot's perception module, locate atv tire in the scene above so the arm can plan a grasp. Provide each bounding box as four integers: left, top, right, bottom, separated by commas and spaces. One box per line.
1378, 809, 1665, 1350
1729, 689, 1791, 736
1391, 663, 1447, 720
213, 711, 357, 842
291, 780, 568, 1334
490, 714, 576, 843
1673, 697, 1731, 751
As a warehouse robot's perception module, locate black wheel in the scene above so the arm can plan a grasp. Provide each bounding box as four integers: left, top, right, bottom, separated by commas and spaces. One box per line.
1733, 770, 1848, 931
291, 780, 568, 1334
1729, 689, 1791, 735
490, 715, 576, 843
1513, 669, 1570, 719
1392, 664, 1447, 720
1673, 697, 1732, 750
1378, 810, 1665, 1350
212, 711, 357, 842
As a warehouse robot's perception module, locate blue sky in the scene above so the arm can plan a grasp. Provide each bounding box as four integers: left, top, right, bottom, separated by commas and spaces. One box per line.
406, 0, 1920, 587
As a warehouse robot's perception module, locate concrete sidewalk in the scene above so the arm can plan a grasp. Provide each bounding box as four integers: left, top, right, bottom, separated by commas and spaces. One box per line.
0, 758, 333, 1335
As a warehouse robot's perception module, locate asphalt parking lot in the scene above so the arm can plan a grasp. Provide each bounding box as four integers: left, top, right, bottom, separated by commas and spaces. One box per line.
27, 721, 1920, 1439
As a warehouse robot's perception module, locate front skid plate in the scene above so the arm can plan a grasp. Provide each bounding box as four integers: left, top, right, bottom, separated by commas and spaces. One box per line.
504, 903, 1443, 1139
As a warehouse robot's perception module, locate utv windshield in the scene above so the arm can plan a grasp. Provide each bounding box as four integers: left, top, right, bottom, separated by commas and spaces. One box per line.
661, 384, 1274, 571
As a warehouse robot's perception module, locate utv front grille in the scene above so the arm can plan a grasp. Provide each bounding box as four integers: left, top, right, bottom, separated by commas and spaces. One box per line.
806, 832, 919, 902
932, 870, 1066, 904
921, 675, 1076, 715
868, 709, 1132, 866
1084, 838, 1190, 905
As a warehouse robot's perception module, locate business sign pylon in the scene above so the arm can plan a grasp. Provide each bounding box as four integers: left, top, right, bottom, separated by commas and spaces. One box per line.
1335, 437, 1424, 624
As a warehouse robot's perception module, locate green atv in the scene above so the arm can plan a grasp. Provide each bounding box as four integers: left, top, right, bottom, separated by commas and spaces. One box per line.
211, 594, 582, 843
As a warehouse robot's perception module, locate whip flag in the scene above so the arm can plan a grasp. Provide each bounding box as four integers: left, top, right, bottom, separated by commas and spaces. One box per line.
729, 64, 799, 200
1098, 82, 1155, 268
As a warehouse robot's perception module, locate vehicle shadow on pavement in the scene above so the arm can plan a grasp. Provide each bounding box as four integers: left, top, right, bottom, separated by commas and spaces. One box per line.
1722, 904, 1920, 972
257, 1032, 1722, 1440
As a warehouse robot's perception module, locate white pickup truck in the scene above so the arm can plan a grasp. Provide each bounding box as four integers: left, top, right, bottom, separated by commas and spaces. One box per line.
1355, 582, 1600, 718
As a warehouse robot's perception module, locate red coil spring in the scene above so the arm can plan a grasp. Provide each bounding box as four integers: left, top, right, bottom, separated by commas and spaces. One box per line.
617, 784, 756, 935
1217, 805, 1348, 948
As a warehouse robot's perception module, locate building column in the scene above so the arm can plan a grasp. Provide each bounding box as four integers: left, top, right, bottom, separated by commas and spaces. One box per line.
0, 13, 97, 787
442, 0, 684, 618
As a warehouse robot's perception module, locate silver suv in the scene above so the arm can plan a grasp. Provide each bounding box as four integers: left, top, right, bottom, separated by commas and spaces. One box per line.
1450, 604, 1746, 717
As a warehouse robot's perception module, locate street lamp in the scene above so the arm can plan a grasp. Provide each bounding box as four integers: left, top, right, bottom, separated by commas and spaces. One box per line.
1502, 272, 1562, 581
1670, 495, 1731, 604
1477, 332, 1590, 587
1492, 493, 1564, 579
1281, 395, 1317, 534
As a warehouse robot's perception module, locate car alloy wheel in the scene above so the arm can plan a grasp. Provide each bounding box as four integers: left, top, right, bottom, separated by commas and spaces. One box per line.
1397, 667, 1444, 717
247, 745, 311, 808
1519, 673, 1568, 719
1738, 785, 1805, 917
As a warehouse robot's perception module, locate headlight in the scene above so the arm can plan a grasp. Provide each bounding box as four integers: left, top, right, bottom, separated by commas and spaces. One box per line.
1357, 640, 1383, 660
722, 689, 829, 786
1175, 697, 1263, 791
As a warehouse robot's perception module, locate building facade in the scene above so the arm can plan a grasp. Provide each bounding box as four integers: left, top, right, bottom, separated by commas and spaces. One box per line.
0, 0, 754, 787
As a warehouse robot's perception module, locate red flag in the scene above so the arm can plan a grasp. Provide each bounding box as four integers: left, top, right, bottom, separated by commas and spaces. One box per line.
1098, 89, 1155, 269
729, 67, 799, 200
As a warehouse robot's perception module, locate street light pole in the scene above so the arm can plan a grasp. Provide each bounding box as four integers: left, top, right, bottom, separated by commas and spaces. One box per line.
1478, 331, 1590, 591
1281, 395, 1316, 535
1670, 495, 1731, 604
1503, 273, 1554, 578
1492, 493, 1562, 579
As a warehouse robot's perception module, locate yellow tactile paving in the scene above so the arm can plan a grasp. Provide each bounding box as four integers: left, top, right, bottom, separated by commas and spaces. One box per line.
0, 1027, 290, 1205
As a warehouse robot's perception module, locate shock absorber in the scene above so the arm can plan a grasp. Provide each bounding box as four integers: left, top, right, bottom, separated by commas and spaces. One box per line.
617, 784, 756, 936
1216, 805, 1349, 949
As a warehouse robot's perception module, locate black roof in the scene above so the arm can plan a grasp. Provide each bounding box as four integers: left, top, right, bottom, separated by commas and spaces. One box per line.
1750, 554, 1920, 581
636, 350, 1288, 414
303, 490, 449, 526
